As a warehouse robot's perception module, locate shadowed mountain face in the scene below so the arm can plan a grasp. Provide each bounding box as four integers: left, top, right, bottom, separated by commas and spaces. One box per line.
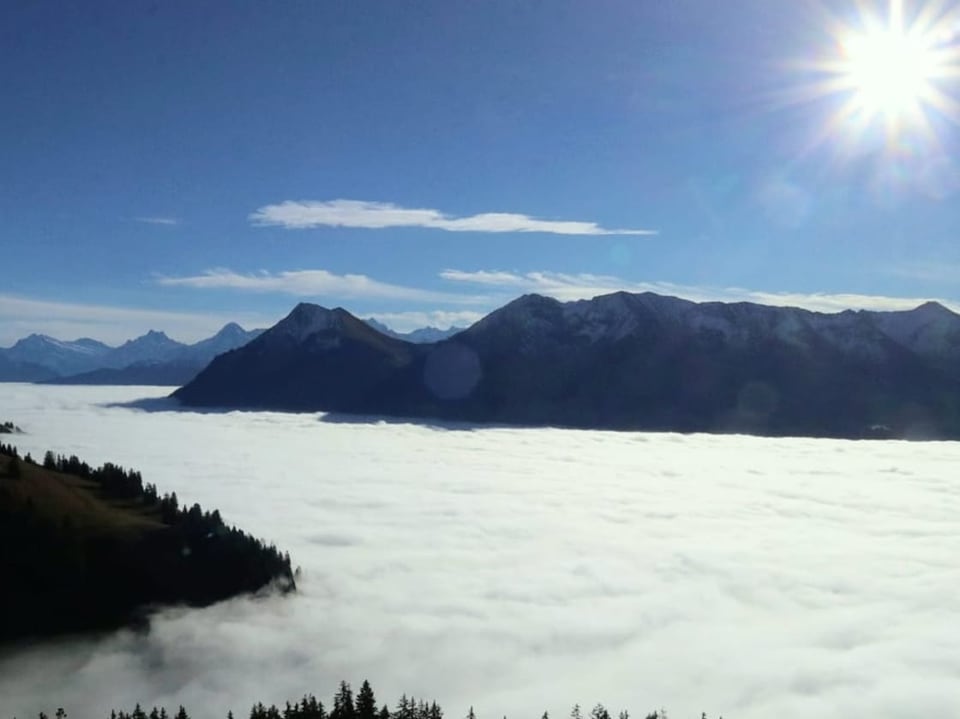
0, 354, 58, 382
175, 304, 424, 411
174, 293, 960, 439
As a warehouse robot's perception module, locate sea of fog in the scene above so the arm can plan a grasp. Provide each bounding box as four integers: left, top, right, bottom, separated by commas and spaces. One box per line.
1, 384, 959, 719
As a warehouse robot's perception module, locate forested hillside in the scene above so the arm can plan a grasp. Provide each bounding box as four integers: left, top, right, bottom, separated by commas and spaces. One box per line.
0, 442, 294, 642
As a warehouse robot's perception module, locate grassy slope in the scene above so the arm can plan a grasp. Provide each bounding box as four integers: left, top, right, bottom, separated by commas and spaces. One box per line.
0, 450, 294, 643
0, 454, 164, 536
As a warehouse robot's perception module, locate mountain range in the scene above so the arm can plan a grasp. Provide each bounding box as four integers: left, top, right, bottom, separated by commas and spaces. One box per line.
364, 319, 464, 344
0, 323, 264, 385
0, 318, 462, 386
173, 292, 960, 440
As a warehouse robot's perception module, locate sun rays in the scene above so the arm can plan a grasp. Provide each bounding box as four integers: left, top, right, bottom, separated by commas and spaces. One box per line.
789, 0, 960, 154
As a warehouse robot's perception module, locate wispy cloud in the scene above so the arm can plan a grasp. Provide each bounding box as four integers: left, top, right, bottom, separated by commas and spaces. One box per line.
440, 269, 960, 314
731, 289, 960, 314
0, 294, 273, 346
157, 268, 489, 305
134, 217, 180, 226
249, 199, 656, 236
440, 269, 640, 301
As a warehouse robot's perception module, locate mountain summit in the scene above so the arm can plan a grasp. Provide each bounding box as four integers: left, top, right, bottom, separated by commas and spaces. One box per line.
174, 303, 419, 410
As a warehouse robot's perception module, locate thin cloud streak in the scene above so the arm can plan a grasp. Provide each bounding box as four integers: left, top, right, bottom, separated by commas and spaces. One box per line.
157, 268, 490, 305
134, 217, 180, 226
440, 269, 960, 314
250, 199, 657, 236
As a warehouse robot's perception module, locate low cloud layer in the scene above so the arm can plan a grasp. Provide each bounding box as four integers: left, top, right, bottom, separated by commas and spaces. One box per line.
1, 385, 959, 719
249, 200, 656, 236
440, 269, 960, 314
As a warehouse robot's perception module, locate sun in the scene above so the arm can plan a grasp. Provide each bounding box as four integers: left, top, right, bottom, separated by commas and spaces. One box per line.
841, 24, 938, 118
793, 0, 960, 149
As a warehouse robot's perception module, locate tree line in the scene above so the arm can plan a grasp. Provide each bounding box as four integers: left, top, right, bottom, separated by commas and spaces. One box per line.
24, 679, 721, 719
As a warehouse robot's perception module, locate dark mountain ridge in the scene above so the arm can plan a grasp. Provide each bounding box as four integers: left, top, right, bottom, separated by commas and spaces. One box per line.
173, 293, 960, 439
175, 304, 424, 411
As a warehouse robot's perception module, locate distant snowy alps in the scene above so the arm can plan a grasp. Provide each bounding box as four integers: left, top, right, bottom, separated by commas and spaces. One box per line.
1, 384, 958, 719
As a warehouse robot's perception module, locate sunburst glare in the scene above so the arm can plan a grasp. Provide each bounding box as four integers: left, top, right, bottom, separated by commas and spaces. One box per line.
792, 0, 960, 153
843, 22, 937, 115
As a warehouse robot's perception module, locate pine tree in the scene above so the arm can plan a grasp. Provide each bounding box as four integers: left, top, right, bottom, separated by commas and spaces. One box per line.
356, 680, 377, 719
331, 681, 355, 719
589, 705, 609, 719
395, 695, 413, 719
570, 706, 582, 719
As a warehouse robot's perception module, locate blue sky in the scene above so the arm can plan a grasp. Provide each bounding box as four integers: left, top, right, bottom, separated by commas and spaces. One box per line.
2, 0, 959, 344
